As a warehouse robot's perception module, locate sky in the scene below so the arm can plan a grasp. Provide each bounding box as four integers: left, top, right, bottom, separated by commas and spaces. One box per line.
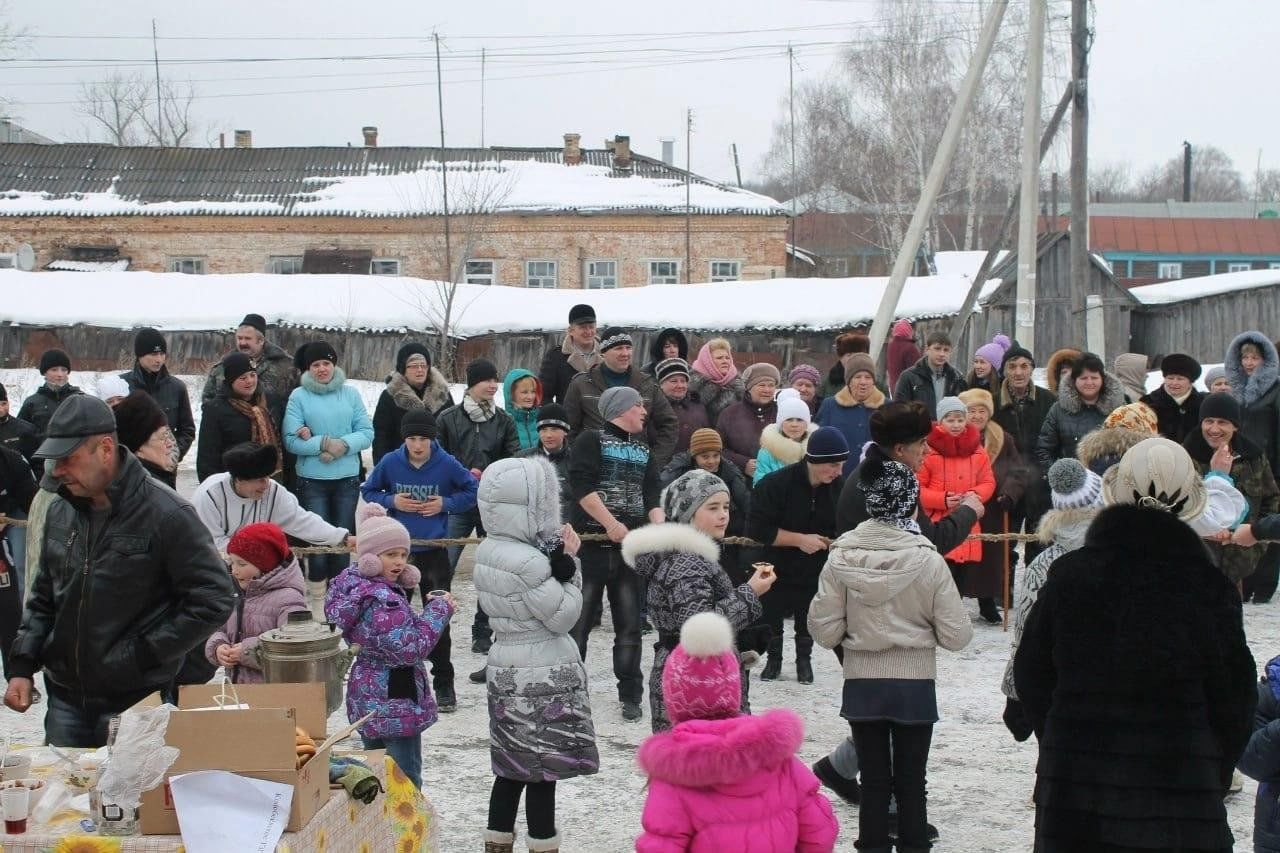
2, 0, 1277, 187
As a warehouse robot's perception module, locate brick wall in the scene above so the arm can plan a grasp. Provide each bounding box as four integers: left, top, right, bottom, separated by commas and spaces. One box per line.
0, 212, 787, 287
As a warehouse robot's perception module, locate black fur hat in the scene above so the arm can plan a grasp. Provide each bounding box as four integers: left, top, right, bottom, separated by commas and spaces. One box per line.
869, 401, 932, 448
223, 441, 279, 480
113, 391, 167, 453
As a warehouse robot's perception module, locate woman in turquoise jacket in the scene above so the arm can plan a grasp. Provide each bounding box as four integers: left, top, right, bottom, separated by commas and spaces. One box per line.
502, 368, 543, 451
284, 341, 374, 586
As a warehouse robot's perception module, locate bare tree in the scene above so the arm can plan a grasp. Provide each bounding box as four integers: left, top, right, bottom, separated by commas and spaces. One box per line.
1089, 161, 1140, 203
1138, 145, 1246, 202
75, 72, 203, 146
1253, 168, 1280, 203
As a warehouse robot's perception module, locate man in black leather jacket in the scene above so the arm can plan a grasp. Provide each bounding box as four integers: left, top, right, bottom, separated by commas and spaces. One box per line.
3, 396, 233, 746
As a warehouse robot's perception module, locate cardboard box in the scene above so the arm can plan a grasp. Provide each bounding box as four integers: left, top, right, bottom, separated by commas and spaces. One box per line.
138, 682, 340, 835
178, 682, 329, 738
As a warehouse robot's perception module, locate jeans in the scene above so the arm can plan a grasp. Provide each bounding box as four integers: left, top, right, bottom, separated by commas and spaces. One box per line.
45, 691, 122, 748
761, 581, 817, 659
570, 543, 643, 703
447, 508, 491, 641
411, 548, 454, 688
851, 721, 934, 851
488, 776, 557, 839
297, 476, 360, 582
4, 509, 26, 593
361, 733, 422, 790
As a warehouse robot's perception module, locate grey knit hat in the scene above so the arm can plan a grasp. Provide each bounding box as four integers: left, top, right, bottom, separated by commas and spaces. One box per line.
936, 396, 966, 421
661, 469, 729, 525
1203, 365, 1227, 387
599, 386, 643, 422
1047, 458, 1103, 510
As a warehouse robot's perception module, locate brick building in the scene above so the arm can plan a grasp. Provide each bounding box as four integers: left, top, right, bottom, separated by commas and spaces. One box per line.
0, 132, 787, 287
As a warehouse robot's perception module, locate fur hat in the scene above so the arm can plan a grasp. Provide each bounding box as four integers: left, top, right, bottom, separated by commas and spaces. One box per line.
1199, 391, 1241, 428
844, 353, 876, 382
536, 403, 570, 433
805, 426, 849, 464
1046, 348, 1081, 394
113, 391, 167, 453
869, 401, 932, 448
974, 334, 1011, 371
400, 408, 437, 440
600, 386, 643, 422
936, 396, 966, 421
861, 456, 919, 522
1102, 402, 1158, 434
661, 612, 741, 725
1048, 458, 1103, 510
395, 341, 431, 375
689, 428, 722, 458
239, 313, 267, 334
94, 374, 130, 404
133, 327, 167, 358
661, 469, 729, 525
294, 341, 338, 373
354, 503, 418, 587
221, 352, 254, 386
957, 388, 994, 415
227, 522, 290, 573
835, 332, 870, 356
465, 358, 499, 388
787, 364, 821, 387
742, 362, 781, 392
776, 393, 811, 425
1102, 436, 1207, 522
1161, 353, 1201, 381
223, 442, 279, 480
38, 349, 71, 374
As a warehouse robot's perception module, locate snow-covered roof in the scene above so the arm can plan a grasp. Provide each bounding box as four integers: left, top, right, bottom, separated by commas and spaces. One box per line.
931, 250, 1010, 280
44, 259, 130, 272
0, 144, 784, 218
0, 269, 1000, 337
1128, 269, 1280, 305
785, 243, 817, 266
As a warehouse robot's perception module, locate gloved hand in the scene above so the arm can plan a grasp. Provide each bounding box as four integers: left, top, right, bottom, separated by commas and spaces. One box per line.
329, 756, 383, 804
549, 549, 577, 583
1003, 696, 1033, 742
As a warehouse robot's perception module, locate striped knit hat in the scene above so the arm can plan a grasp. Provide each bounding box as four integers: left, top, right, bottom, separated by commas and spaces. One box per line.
1047, 458, 1104, 510
662, 613, 740, 724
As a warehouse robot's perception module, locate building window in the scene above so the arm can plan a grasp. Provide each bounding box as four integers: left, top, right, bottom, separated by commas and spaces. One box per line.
1227, 262, 1251, 273
1270, 262, 1280, 270
526, 260, 558, 289
169, 257, 206, 275
1156, 262, 1182, 280
267, 256, 304, 275
585, 259, 618, 289
370, 258, 401, 276
828, 257, 849, 277
648, 260, 681, 285
709, 260, 741, 282
0, 254, 15, 269
465, 259, 495, 286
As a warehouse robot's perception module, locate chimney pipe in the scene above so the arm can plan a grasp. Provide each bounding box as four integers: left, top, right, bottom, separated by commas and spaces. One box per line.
362, 126, 378, 147
234, 129, 252, 149
563, 132, 581, 166
660, 138, 675, 166
219, 132, 225, 149
1182, 141, 1192, 203
611, 134, 632, 171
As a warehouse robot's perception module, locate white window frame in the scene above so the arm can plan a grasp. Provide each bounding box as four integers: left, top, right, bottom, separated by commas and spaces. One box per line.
169, 256, 206, 275
647, 259, 681, 285
370, 257, 401, 276
1156, 261, 1182, 280
1269, 262, 1280, 270
585, 259, 618, 290
465, 259, 496, 286
709, 259, 741, 282
525, 259, 558, 289
267, 255, 303, 275
1226, 262, 1251, 273
0, 253, 15, 270
829, 257, 849, 277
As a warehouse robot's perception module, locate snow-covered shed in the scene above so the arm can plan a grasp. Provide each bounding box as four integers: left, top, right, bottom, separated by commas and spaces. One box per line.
1129, 269, 1280, 363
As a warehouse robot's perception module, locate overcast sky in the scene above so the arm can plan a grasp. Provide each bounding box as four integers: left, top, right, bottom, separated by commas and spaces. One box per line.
4, 0, 1277, 187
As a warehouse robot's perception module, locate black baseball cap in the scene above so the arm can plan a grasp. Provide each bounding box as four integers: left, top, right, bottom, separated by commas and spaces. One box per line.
34, 395, 117, 459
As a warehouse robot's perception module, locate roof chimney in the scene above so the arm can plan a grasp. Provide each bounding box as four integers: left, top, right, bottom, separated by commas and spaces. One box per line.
563, 132, 581, 166
362, 126, 378, 148
660, 138, 675, 166
611, 134, 632, 173
234, 129, 252, 149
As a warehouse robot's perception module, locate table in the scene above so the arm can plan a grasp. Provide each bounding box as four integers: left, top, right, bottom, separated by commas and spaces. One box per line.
0, 755, 439, 853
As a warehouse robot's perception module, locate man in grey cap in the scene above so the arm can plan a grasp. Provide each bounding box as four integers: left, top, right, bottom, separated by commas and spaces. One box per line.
567, 386, 665, 722
2, 395, 234, 746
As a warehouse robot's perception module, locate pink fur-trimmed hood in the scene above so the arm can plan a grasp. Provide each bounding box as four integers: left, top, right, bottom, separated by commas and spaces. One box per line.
636, 708, 805, 788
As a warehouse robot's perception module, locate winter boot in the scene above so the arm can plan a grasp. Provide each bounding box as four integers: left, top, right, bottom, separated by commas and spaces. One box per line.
760, 637, 783, 681
812, 756, 861, 803
483, 829, 515, 853
795, 637, 814, 684
527, 831, 561, 853
436, 681, 457, 713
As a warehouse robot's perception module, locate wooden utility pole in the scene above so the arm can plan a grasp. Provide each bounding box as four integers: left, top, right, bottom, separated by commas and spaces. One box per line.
731, 143, 743, 188
1016, 0, 1046, 352
685, 108, 693, 283
435, 31, 452, 283
151, 20, 163, 144
788, 43, 797, 264
868, 0, 1009, 357
480, 47, 486, 148
1070, 0, 1090, 342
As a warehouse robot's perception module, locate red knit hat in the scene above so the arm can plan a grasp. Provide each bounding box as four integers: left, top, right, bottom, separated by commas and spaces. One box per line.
227, 522, 290, 573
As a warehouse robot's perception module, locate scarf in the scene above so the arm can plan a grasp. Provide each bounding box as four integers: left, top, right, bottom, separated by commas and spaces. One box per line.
462, 394, 496, 423
562, 334, 601, 376
228, 391, 283, 474
691, 343, 739, 388
386, 371, 427, 411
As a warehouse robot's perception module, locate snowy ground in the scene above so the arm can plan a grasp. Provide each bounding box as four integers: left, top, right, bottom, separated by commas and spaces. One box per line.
0, 367, 1270, 851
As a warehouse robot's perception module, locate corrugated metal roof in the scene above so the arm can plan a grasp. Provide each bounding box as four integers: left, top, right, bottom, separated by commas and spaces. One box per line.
1089, 201, 1280, 219
0, 143, 781, 217
1090, 216, 1280, 255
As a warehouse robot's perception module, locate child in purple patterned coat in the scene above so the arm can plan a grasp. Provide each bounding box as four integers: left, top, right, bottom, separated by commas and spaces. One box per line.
325, 502, 456, 788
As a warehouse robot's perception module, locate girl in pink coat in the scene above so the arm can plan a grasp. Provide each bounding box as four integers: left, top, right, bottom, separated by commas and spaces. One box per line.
635, 612, 839, 853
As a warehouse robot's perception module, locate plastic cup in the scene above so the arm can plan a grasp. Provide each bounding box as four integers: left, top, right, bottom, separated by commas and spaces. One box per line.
426, 589, 448, 599
752, 562, 774, 574
2, 785, 29, 833
0, 755, 31, 783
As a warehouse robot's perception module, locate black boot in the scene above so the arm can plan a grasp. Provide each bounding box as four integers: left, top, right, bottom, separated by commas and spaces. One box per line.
978, 597, 1001, 624
795, 636, 814, 684
760, 637, 783, 681
811, 757, 861, 803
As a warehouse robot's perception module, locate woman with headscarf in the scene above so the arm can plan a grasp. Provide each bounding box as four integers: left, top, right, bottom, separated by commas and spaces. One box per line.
688, 338, 745, 425
197, 352, 284, 482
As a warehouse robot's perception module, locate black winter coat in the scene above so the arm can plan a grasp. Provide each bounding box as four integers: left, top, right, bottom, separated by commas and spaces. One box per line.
435, 402, 520, 473
0, 415, 37, 463
1014, 504, 1256, 853
659, 452, 751, 537
517, 441, 573, 524
642, 328, 689, 376
1238, 660, 1280, 853
892, 357, 966, 415
993, 381, 1056, 523
9, 449, 235, 710
1141, 385, 1207, 445
748, 461, 841, 587
195, 390, 285, 482
370, 368, 454, 464
1226, 331, 1280, 476
0, 445, 36, 517
121, 364, 196, 460
17, 382, 82, 448
1034, 372, 1126, 472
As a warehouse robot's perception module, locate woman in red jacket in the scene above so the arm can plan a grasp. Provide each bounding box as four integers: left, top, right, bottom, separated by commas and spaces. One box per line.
917, 396, 995, 605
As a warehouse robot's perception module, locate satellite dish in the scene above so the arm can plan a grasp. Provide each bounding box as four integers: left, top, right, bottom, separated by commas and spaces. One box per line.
15, 243, 34, 271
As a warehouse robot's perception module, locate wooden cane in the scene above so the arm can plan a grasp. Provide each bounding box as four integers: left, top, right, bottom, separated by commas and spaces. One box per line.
1002, 509, 1011, 633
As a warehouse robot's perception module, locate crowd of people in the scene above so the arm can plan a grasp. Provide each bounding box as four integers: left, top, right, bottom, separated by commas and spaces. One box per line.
0, 301, 1278, 852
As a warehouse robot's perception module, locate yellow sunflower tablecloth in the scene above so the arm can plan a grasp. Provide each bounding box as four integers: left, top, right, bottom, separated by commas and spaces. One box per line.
0, 755, 438, 853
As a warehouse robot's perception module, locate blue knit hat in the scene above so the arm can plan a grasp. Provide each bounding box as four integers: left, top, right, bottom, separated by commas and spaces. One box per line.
805, 426, 849, 463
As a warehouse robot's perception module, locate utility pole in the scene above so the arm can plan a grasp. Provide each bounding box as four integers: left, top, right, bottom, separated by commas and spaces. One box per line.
435, 32, 452, 282
151, 20, 164, 145
480, 47, 486, 148
1182, 141, 1192, 202
1016, 0, 1046, 353
685, 108, 693, 284
869, 0, 1009, 357
731, 143, 743, 188
1070, 0, 1091, 343
788, 43, 797, 263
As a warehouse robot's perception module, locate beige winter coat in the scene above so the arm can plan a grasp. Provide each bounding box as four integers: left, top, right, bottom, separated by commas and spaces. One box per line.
808, 520, 973, 680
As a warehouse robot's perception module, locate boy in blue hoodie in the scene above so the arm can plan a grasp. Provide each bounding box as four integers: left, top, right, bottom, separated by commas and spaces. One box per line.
361, 408, 477, 711
502, 367, 542, 451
